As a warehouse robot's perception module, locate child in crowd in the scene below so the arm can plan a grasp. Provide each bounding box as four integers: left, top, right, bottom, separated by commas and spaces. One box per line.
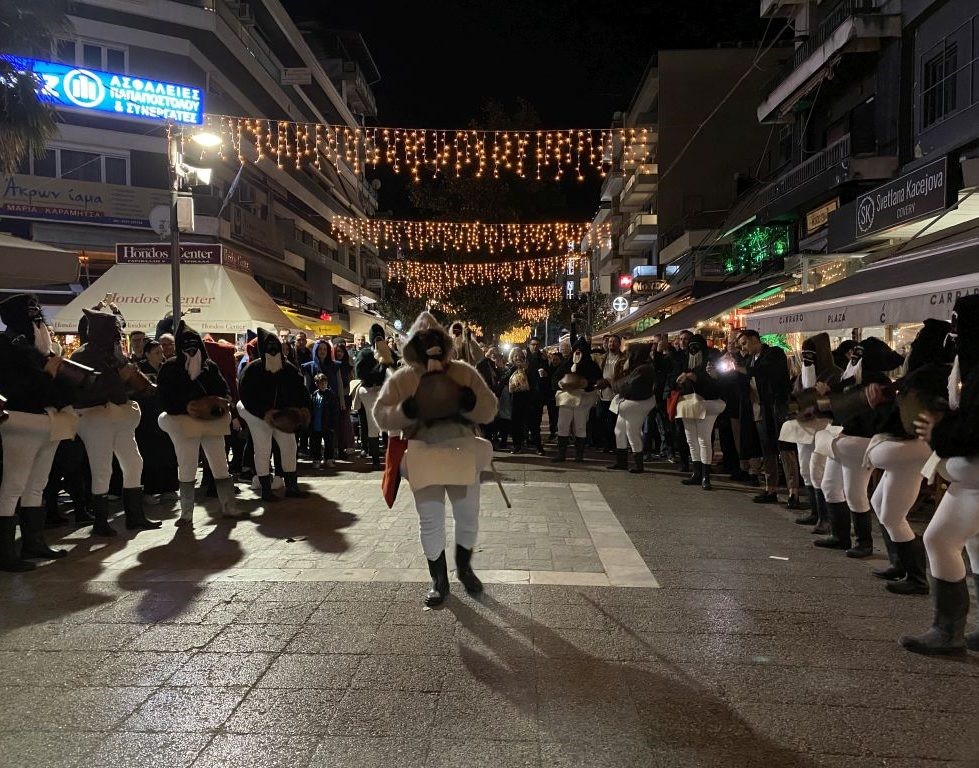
310, 373, 339, 469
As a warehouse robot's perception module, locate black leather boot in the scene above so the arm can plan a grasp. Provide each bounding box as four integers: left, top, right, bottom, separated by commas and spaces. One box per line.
701, 464, 712, 490
0, 517, 35, 572
90, 494, 117, 537
44, 491, 68, 528
283, 472, 308, 498
72, 491, 95, 526
455, 544, 483, 595
629, 452, 644, 474
814, 502, 851, 550
873, 526, 905, 580
550, 437, 569, 463
795, 486, 818, 525
258, 475, 278, 503
966, 575, 979, 652
811, 489, 831, 535
900, 577, 969, 656
886, 537, 930, 596
608, 449, 628, 470
846, 511, 874, 559
123, 487, 161, 531
574, 438, 586, 463
369, 437, 381, 470
681, 461, 703, 485
425, 551, 450, 607
19, 506, 67, 559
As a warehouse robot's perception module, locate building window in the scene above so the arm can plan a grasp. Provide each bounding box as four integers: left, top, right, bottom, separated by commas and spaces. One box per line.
54, 39, 128, 71
922, 43, 958, 128
20, 146, 129, 185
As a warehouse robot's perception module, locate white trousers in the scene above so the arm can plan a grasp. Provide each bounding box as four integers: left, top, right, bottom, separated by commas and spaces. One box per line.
614, 397, 656, 453
413, 482, 480, 560
358, 386, 382, 438
833, 435, 873, 513
808, 448, 827, 490
76, 403, 143, 495
681, 400, 726, 465
0, 413, 60, 516
557, 404, 590, 439
924, 457, 979, 581
239, 404, 297, 475
821, 457, 845, 504
867, 439, 932, 542
797, 442, 814, 487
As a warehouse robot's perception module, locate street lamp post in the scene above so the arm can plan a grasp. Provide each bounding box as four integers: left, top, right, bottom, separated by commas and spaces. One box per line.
168, 132, 182, 327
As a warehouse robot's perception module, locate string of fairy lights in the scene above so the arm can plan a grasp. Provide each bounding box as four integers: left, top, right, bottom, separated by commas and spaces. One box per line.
188, 115, 651, 180
331, 217, 609, 254
387, 254, 576, 303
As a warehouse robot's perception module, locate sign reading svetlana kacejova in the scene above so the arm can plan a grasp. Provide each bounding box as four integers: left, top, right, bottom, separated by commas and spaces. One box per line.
855, 157, 949, 239
2, 55, 203, 125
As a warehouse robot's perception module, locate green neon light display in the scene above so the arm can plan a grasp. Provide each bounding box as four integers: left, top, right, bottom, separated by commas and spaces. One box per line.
725, 225, 790, 275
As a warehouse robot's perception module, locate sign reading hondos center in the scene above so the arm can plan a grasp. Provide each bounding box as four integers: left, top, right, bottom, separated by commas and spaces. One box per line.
855, 157, 949, 239
2, 55, 203, 124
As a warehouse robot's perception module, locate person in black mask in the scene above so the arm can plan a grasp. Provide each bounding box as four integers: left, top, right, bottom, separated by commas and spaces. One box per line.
157, 324, 240, 525
901, 296, 979, 655
238, 328, 312, 502
72, 308, 160, 536
0, 294, 80, 570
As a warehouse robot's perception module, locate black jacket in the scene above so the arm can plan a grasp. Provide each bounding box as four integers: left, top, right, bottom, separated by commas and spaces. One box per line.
239, 360, 312, 418
0, 333, 74, 413
157, 358, 230, 416
551, 355, 602, 393
354, 347, 393, 387
932, 366, 979, 459
612, 361, 657, 401
746, 345, 792, 408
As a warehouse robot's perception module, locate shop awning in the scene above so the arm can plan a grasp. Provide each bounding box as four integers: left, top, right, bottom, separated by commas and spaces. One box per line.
51, 263, 293, 334
278, 306, 344, 339
0, 233, 78, 288
745, 230, 979, 335
634, 276, 791, 338
598, 285, 694, 338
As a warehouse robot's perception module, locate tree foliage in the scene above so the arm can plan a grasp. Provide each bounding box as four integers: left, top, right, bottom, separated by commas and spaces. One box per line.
0, 2, 72, 173
373, 290, 443, 331
549, 291, 617, 340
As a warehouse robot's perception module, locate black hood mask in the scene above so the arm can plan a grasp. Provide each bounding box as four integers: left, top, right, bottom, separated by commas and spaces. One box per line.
906, 319, 953, 374
81, 308, 127, 366
0, 293, 53, 355
844, 337, 903, 382
176, 323, 207, 380
257, 328, 283, 373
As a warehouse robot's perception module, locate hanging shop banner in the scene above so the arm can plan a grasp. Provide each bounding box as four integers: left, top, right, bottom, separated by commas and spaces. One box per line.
1, 174, 171, 228
2, 55, 203, 124
746, 272, 979, 335
116, 243, 222, 265
805, 198, 839, 236
854, 157, 949, 239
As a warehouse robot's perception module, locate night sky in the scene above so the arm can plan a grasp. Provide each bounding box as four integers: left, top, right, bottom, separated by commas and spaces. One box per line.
285, 0, 772, 219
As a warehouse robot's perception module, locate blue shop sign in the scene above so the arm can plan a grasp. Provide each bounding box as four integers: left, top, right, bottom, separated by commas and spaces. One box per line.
2, 55, 203, 125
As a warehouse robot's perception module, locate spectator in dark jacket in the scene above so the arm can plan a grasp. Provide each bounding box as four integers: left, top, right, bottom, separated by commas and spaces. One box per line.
608, 342, 658, 473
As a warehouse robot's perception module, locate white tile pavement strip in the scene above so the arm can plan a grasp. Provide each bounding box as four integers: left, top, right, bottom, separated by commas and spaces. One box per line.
35, 475, 659, 589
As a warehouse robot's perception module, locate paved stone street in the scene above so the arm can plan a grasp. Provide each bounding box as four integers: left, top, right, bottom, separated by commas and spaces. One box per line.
1, 449, 977, 767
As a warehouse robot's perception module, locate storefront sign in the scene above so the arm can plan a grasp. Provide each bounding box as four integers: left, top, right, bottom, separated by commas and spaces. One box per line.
805, 198, 839, 236
116, 243, 221, 264
746, 273, 979, 335
1, 174, 170, 228
631, 278, 670, 296
2, 55, 203, 124
220, 247, 252, 275
854, 157, 949, 239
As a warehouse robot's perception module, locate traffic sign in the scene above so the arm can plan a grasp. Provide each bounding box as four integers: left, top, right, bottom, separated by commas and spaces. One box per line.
612, 296, 629, 313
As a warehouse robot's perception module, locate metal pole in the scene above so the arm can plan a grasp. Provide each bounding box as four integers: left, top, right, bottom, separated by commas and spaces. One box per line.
168, 132, 181, 328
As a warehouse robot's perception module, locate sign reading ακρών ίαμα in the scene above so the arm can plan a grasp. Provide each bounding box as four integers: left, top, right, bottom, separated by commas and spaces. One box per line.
2, 55, 203, 125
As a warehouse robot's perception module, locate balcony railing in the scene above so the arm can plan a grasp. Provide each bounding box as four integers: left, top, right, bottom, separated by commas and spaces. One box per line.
758, 134, 851, 208
792, 0, 878, 69
197, 0, 285, 86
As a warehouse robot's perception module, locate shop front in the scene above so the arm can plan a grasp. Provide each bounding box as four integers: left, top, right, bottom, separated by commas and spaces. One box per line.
52, 243, 292, 336
744, 227, 979, 354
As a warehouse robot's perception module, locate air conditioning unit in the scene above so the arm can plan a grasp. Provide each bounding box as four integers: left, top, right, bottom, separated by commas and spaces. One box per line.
236, 3, 255, 25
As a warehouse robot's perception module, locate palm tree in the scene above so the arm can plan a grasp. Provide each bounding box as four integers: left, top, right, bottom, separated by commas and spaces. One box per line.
0, 1, 72, 173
